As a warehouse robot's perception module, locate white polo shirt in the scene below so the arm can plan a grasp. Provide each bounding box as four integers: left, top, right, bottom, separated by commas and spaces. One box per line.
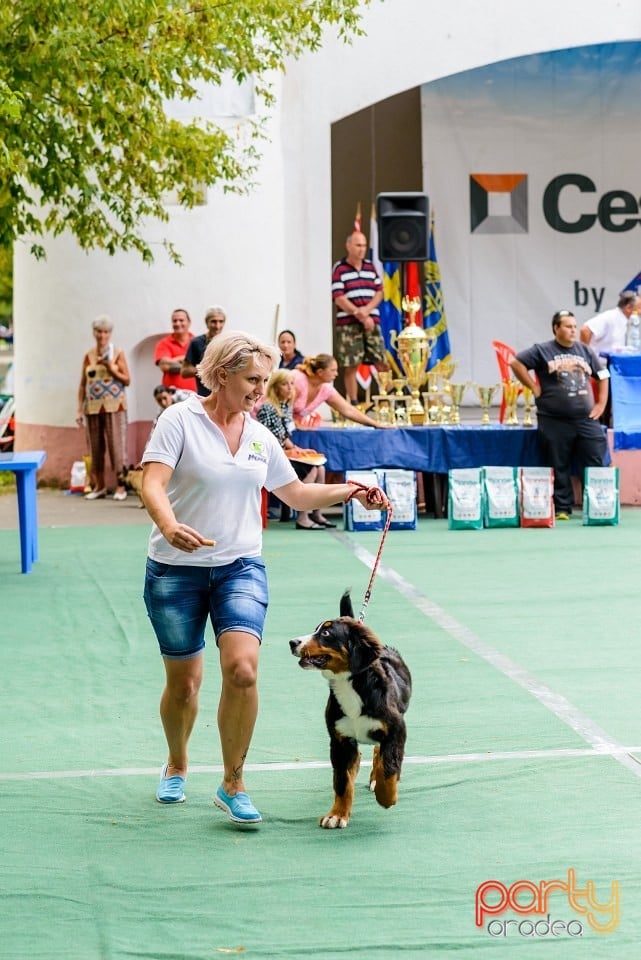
142, 394, 296, 566
583, 307, 627, 355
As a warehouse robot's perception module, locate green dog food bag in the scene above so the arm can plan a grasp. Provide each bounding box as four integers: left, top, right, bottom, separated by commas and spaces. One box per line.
448, 468, 483, 530
482, 466, 519, 527
582, 467, 620, 526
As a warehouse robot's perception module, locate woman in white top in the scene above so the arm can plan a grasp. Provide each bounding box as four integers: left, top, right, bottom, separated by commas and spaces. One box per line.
142, 330, 387, 825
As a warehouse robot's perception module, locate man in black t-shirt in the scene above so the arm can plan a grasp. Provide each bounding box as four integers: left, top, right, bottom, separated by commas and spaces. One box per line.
510, 310, 610, 519
181, 306, 226, 396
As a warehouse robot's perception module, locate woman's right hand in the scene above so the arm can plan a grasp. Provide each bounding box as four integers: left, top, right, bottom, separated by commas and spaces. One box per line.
161, 522, 215, 552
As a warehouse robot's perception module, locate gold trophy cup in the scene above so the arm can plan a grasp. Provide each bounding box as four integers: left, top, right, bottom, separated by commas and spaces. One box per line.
391, 297, 437, 425
376, 370, 393, 396
522, 387, 535, 427
502, 379, 520, 426
449, 382, 468, 424
475, 384, 498, 425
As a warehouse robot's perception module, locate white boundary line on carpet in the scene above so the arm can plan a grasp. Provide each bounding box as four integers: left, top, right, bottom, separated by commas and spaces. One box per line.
334, 532, 641, 780
3, 746, 641, 781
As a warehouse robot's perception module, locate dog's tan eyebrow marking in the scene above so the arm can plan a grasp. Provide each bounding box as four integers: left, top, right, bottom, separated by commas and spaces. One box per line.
321, 621, 333, 628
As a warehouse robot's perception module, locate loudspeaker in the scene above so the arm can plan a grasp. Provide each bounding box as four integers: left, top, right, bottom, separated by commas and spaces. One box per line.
376, 192, 429, 261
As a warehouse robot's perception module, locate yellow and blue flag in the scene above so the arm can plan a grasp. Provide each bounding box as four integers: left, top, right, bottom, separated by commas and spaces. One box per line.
424, 215, 451, 370
379, 261, 403, 376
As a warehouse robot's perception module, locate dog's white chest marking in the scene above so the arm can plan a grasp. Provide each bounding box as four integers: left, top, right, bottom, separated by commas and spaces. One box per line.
329, 673, 383, 743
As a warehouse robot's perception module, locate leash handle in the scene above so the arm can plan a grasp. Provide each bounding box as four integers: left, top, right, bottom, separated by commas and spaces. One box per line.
344, 481, 393, 622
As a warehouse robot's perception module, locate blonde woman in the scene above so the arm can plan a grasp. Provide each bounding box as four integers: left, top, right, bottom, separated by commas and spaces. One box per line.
77, 315, 130, 500
141, 330, 388, 824
256, 369, 334, 529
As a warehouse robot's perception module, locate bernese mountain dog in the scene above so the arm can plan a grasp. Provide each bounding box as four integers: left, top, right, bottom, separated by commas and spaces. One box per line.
289, 591, 412, 829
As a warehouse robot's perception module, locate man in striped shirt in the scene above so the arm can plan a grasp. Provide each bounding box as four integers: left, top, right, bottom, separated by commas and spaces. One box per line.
331, 231, 389, 404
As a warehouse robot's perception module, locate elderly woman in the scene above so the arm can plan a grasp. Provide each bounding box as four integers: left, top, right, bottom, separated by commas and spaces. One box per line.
141, 330, 388, 824
256, 369, 335, 529
77, 315, 130, 500
293, 353, 384, 427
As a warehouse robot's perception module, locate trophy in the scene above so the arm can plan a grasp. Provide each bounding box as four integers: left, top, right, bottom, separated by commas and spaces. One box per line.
522, 387, 535, 427
391, 297, 437, 425
475, 384, 498, 425
422, 370, 442, 423
502, 380, 520, 426
376, 370, 393, 396
376, 401, 393, 425
449, 383, 468, 424
392, 378, 407, 397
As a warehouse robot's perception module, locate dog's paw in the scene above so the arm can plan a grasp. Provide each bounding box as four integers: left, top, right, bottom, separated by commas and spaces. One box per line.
369, 777, 376, 793
319, 812, 349, 829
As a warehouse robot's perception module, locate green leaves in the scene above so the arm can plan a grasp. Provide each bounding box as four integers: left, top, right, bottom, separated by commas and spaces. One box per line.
0, 0, 368, 262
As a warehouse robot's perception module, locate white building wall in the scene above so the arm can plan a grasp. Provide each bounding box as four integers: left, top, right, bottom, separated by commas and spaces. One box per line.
13, 0, 641, 476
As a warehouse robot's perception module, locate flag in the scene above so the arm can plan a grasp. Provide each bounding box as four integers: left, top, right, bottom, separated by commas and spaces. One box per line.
424, 215, 451, 370
369, 203, 382, 279
353, 201, 362, 232
379, 261, 403, 376
403, 261, 423, 326
623, 271, 641, 294
355, 364, 374, 393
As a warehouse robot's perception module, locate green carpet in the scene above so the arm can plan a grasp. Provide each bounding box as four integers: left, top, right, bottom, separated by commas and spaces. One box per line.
1, 513, 640, 958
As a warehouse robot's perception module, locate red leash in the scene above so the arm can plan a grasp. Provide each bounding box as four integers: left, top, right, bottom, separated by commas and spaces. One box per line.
345, 481, 393, 622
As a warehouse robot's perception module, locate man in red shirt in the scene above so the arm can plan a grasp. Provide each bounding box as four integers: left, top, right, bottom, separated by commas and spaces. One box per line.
153, 308, 197, 391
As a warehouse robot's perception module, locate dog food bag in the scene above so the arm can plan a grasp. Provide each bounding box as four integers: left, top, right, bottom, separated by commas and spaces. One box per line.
69, 460, 87, 494
519, 467, 554, 527
482, 466, 519, 528
383, 470, 417, 530
344, 470, 384, 531
448, 468, 483, 530
583, 467, 620, 526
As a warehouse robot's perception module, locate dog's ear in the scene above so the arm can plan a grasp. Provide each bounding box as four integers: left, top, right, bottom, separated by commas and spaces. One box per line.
340, 590, 354, 618
347, 628, 380, 675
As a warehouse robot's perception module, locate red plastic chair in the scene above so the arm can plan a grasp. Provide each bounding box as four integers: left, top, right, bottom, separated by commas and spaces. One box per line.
492, 340, 519, 423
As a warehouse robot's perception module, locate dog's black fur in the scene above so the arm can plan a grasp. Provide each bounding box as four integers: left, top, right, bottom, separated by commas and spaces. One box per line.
289, 591, 411, 828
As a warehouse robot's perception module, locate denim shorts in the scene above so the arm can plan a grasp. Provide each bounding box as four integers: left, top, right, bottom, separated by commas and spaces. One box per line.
143, 556, 268, 660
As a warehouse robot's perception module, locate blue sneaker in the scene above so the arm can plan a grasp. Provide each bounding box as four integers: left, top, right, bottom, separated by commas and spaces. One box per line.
156, 764, 186, 803
214, 785, 262, 825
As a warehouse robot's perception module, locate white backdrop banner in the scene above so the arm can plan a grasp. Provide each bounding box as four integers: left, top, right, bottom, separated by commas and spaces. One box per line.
421, 42, 641, 385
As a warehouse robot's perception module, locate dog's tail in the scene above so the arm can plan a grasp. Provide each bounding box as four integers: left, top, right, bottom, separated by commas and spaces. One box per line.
340, 590, 354, 618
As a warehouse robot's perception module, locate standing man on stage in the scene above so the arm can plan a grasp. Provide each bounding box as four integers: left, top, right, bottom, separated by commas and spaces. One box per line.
510, 310, 609, 521
331, 230, 389, 405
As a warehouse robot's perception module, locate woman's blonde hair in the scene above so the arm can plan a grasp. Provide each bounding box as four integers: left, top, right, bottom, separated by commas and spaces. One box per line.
297, 353, 335, 377
197, 330, 279, 393
265, 369, 294, 407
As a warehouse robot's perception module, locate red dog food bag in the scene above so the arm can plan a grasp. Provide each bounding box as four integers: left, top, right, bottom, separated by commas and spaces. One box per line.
519, 467, 554, 527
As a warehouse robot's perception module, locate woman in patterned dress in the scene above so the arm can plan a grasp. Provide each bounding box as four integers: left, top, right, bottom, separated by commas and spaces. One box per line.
76, 315, 130, 500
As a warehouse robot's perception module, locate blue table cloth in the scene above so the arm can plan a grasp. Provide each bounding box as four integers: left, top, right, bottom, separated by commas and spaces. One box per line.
607, 353, 641, 450
291, 425, 543, 474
